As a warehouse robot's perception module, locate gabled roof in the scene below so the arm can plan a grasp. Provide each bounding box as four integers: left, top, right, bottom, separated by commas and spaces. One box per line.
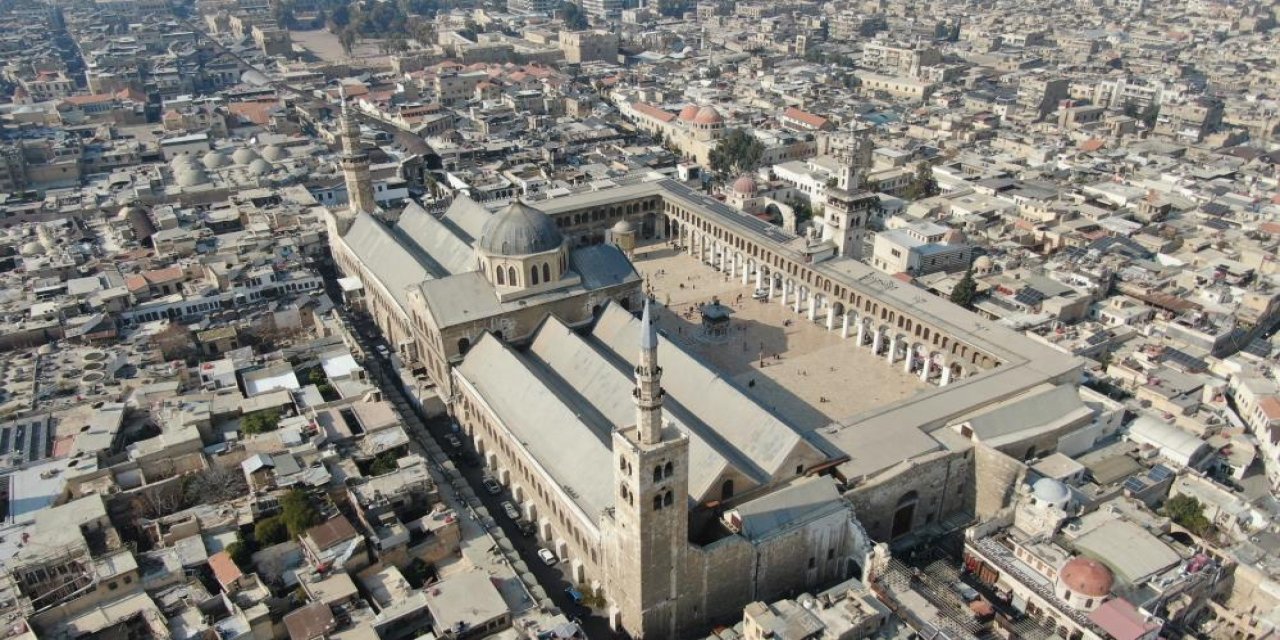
340, 213, 431, 314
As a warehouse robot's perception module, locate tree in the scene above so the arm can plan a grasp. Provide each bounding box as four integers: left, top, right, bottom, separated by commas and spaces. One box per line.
255, 516, 289, 545
902, 162, 939, 201
1139, 102, 1159, 128
227, 539, 253, 569
241, 409, 281, 435
339, 27, 357, 56
950, 267, 978, 309
280, 489, 321, 538
1164, 494, 1213, 537
370, 451, 399, 476
558, 1, 588, 30
709, 129, 765, 178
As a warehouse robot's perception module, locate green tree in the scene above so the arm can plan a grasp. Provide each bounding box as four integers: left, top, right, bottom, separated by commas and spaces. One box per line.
1139, 102, 1159, 128
558, 1, 588, 29
950, 267, 978, 309
280, 489, 321, 538
709, 129, 765, 178
370, 451, 399, 475
1164, 494, 1213, 537
254, 516, 289, 545
227, 538, 253, 569
902, 162, 939, 201
241, 409, 281, 435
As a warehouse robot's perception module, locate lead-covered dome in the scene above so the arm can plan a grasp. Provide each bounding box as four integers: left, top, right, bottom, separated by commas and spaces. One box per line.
1032, 477, 1070, 507
477, 200, 563, 256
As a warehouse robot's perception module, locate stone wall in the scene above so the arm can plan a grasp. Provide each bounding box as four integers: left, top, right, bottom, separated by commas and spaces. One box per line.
972, 442, 1027, 520
845, 449, 972, 543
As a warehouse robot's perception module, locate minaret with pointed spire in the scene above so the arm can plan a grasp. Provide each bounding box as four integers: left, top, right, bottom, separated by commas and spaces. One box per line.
339, 88, 377, 216
634, 299, 664, 444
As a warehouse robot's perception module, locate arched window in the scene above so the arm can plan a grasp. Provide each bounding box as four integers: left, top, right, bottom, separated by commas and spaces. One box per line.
531, 265, 539, 285
652, 466, 663, 483
652, 495, 662, 511
663, 491, 673, 507
507, 266, 516, 285
496, 267, 505, 285
663, 462, 673, 478
457, 338, 470, 355
542, 263, 550, 282
721, 479, 734, 501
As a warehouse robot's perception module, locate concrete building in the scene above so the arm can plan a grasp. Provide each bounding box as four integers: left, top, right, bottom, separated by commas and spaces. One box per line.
559, 30, 619, 64
871, 219, 974, 276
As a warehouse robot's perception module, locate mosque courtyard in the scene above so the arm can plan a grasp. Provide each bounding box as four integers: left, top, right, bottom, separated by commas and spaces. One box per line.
631, 243, 928, 433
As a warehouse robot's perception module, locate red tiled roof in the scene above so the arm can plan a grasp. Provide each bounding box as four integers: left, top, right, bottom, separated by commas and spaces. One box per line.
1259, 396, 1280, 421
632, 102, 675, 123
1088, 598, 1160, 640
62, 93, 114, 106
229, 101, 275, 125
1080, 138, 1106, 152
209, 551, 243, 589
782, 106, 829, 129
1260, 221, 1280, 235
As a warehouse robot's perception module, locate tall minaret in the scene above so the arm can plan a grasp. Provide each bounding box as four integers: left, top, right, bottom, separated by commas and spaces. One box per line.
635, 299, 664, 444
339, 89, 377, 216
607, 298, 690, 638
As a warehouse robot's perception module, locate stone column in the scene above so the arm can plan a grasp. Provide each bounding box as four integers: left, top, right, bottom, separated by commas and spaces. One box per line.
808, 295, 819, 323
904, 345, 914, 374
741, 258, 750, 286
920, 353, 931, 382
756, 268, 764, 290
941, 362, 952, 386
779, 281, 788, 307
886, 336, 897, 363
768, 275, 776, 300
841, 313, 849, 339
794, 288, 803, 314
856, 321, 866, 346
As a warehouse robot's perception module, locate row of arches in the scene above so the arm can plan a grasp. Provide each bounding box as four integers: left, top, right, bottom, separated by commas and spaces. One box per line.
668, 218, 983, 385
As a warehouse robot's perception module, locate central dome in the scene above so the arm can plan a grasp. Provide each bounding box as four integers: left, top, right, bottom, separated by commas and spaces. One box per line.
1059, 557, 1113, 597
477, 200, 563, 256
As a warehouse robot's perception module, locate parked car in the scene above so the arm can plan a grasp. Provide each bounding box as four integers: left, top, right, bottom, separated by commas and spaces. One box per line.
501, 501, 521, 521
444, 433, 463, 449
538, 548, 558, 565
482, 477, 502, 495
518, 521, 537, 538
564, 587, 584, 605
752, 288, 769, 300
374, 344, 389, 358
953, 581, 980, 602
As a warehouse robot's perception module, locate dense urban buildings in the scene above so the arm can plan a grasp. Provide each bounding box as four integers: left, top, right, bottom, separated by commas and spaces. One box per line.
0, 0, 1278, 638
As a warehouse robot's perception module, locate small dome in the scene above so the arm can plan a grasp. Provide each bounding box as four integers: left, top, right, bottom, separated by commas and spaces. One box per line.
611, 218, 635, 235
201, 151, 229, 169
973, 255, 994, 271
476, 200, 564, 256
1059, 557, 1113, 597
247, 158, 273, 176
176, 168, 209, 187
170, 154, 198, 170
1032, 477, 1070, 506
678, 104, 700, 121
732, 174, 758, 195
231, 148, 262, 165
693, 106, 723, 125
21, 241, 43, 256
261, 145, 287, 161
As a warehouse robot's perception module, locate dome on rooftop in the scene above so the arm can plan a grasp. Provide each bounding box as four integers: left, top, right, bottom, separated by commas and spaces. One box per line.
973, 255, 994, 271
693, 106, 723, 125
261, 145, 287, 161
247, 158, 274, 176
732, 174, 757, 195
611, 218, 635, 235
21, 241, 43, 256
678, 104, 699, 121
1032, 477, 1070, 507
201, 150, 229, 170
476, 200, 563, 256
231, 148, 262, 165
1059, 557, 1113, 598
176, 168, 209, 187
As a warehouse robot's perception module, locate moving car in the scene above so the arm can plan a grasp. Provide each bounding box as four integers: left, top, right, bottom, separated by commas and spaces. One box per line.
482, 477, 502, 495
538, 548, 558, 565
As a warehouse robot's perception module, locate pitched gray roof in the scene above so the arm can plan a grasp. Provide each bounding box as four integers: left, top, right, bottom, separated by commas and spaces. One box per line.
396, 202, 475, 277
341, 213, 430, 314
733, 478, 848, 542
440, 195, 491, 243
454, 334, 614, 522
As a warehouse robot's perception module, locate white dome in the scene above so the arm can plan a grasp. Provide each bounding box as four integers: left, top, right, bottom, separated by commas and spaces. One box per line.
1032, 477, 1070, 507
261, 145, 287, 161
232, 148, 262, 165
201, 150, 229, 169
247, 158, 273, 176
20, 241, 43, 256
176, 168, 209, 187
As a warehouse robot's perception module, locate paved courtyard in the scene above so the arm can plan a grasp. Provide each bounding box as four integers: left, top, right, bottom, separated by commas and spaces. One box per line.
632, 243, 927, 432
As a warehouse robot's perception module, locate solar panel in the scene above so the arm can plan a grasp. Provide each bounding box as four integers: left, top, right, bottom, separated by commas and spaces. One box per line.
1123, 477, 1147, 493
1014, 288, 1045, 305
1085, 331, 1111, 346
1149, 464, 1174, 482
